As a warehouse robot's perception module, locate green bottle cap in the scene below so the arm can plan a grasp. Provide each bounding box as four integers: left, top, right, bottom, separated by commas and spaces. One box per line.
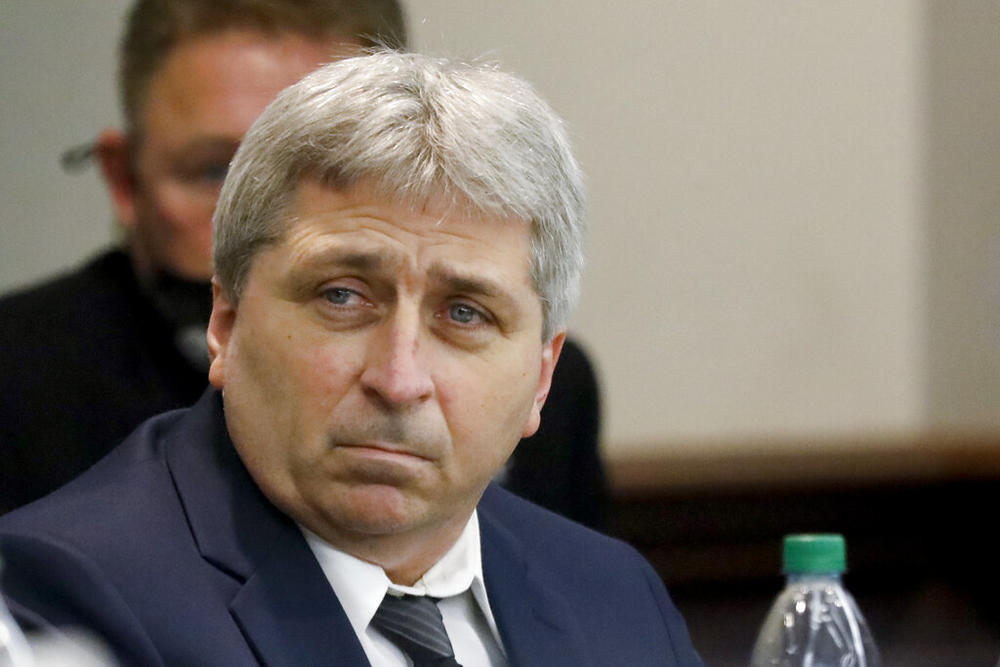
782, 534, 846, 574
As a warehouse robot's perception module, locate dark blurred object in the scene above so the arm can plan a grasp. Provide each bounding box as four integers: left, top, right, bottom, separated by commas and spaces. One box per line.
60, 142, 96, 172
0, 250, 207, 513
606, 435, 1000, 666
505, 337, 607, 528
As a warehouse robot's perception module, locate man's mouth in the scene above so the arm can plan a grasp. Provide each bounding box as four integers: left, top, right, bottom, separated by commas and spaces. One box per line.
337, 442, 434, 463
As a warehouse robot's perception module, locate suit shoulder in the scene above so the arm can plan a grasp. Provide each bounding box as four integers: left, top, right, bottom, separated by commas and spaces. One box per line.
0, 409, 185, 537
480, 485, 672, 624
479, 484, 637, 559
0, 250, 134, 337
479, 485, 703, 665
0, 249, 129, 305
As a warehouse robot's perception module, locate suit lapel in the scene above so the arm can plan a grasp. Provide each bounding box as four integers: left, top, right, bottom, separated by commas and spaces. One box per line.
165, 390, 370, 666
479, 491, 593, 667
228, 531, 370, 666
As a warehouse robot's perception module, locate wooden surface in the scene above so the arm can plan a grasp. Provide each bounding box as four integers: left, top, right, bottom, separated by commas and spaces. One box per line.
601, 433, 1000, 664
602, 432, 1000, 585
607, 432, 1000, 495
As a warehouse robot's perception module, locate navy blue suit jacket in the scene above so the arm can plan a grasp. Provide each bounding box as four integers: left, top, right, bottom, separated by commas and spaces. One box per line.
0, 391, 700, 666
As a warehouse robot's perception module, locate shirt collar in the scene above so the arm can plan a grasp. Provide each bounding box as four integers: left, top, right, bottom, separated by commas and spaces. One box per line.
301, 510, 494, 639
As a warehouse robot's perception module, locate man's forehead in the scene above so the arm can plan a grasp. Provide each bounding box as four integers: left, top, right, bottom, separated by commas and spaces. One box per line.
262, 181, 536, 293
288, 176, 527, 233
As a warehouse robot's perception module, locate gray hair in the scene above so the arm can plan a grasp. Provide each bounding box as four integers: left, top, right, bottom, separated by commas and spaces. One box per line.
213, 50, 585, 339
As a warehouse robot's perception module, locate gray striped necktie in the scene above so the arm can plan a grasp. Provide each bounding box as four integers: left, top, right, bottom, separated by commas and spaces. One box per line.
371, 593, 463, 667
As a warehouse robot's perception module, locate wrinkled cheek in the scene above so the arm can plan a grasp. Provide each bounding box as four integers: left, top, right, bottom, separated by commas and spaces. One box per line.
225, 323, 306, 429
296, 344, 362, 413
444, 379, 536, 480
224, 335, 310, 494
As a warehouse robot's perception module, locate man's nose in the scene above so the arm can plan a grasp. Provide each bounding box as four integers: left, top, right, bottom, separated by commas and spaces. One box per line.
359, 310, 435, 409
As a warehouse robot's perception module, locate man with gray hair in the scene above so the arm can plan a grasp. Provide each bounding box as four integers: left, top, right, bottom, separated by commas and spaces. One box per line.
0, 0, 606, 530
0, 52, 701, 665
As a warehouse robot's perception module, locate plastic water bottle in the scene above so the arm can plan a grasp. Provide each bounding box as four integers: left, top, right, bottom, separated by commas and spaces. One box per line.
750, 534, 879, 667
0, 556, 35, 667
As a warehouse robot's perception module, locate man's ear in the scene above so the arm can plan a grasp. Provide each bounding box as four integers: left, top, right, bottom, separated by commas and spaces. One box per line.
95, 128, 138, 229
207, 279, 237, 389
522, 330, 566, 438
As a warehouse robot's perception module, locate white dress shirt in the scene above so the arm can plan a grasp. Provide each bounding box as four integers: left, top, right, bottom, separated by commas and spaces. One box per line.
302, 511, 507, 666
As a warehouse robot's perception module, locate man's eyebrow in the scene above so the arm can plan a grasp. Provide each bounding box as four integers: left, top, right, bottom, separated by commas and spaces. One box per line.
429, 265, 513, 303
296, 247, 386, 272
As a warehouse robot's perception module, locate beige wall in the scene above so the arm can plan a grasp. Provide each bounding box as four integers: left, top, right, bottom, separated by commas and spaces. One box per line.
2, 2, 998, 458
408, 1, 929, 453
924, 1, 1000, 432
1, 2, 129, 290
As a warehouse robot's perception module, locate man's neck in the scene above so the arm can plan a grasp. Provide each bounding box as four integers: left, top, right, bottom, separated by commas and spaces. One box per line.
305, 510, 475, 587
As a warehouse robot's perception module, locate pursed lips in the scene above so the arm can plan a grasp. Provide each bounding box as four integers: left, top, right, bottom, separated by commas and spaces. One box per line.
336, 442, 435, 463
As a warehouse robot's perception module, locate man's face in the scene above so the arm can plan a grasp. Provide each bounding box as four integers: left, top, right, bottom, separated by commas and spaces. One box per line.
99, 30, 355, 280
207, 180, 563, 569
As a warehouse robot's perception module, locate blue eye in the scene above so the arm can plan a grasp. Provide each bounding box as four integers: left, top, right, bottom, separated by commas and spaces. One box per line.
449, 303, 482, 324
324, 287, 356, 305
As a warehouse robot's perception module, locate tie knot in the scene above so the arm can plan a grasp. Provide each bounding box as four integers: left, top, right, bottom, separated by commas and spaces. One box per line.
371, 594, 462, 667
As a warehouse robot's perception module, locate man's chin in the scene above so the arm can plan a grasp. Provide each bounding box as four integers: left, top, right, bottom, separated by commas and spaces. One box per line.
311, 484, 429, 538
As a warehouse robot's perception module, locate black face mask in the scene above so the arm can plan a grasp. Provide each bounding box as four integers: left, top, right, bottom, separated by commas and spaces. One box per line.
141, 270, 213, 373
